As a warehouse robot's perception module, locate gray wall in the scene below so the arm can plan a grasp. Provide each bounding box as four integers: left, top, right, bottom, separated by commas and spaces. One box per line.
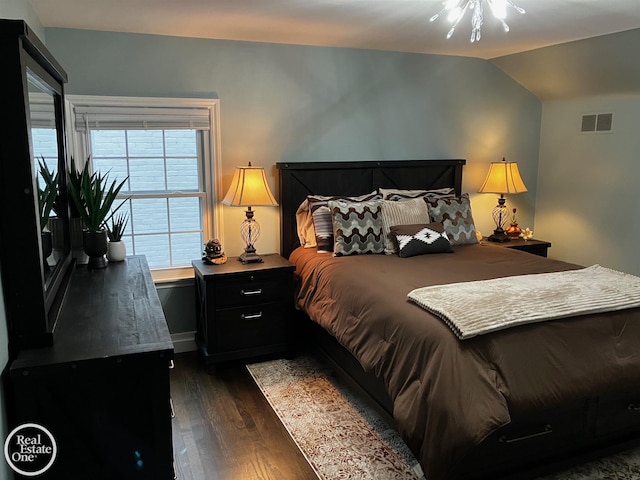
41, 28, 542, 336
44, 28, 542, 256
536, 94, 640, 273
0, 0, 45, 39
494, 30, 640, 276
156, 281, 196, 335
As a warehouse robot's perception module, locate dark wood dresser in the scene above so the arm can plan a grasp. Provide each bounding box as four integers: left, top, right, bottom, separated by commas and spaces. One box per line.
6, 256, 175, 479
193, 254, 295, 366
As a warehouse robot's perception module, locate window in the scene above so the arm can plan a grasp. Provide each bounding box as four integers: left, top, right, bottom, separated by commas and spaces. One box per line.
67, 96, 221, 279
30, 91, 59, 180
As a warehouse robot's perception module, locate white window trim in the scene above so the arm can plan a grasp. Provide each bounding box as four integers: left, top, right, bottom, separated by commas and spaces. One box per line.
65, 95, 224, 281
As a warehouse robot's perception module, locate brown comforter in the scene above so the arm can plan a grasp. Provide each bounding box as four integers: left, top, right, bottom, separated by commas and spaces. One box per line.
291, 243, 640, 479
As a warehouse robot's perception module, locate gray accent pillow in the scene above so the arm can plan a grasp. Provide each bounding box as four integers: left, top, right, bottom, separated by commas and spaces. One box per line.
308, 192, 381, 252
329, 199, 384, 256
426, 193, 478, 245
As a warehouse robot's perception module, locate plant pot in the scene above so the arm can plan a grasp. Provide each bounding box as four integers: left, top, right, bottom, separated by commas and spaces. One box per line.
41, 230, 53, 270
83, 229, 108, 269
107, 241, 127, 262
70, 217, 89, 264
48, 218, 65, 250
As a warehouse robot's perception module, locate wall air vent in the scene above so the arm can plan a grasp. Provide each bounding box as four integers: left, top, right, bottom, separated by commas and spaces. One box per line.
581, 113, 613, 133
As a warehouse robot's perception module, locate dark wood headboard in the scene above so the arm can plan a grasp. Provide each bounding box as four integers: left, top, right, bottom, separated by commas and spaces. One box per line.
276, 159, 466, 258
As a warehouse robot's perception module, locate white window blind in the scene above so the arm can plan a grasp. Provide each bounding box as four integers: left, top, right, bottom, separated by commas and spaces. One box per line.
73, 105, 212, 131
28, 92, 56, 128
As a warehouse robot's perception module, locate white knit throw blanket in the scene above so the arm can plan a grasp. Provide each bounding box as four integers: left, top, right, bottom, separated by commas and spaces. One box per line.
407, 265, 640, 340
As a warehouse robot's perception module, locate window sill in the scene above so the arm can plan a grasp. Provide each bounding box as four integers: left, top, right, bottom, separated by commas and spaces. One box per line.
152, 266, 195, 284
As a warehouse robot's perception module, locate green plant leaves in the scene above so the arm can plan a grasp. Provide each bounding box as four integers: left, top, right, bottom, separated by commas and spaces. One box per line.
68, 157, 128, 233
38, 158, 58, 231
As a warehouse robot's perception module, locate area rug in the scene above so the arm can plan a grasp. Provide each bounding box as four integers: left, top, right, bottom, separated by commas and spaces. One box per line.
247, 354, 640, 480
247, 354, 425, 479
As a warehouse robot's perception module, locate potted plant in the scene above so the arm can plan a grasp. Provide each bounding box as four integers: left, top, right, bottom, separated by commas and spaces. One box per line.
68, 159, 128, 269
106, 212, 128, 262
37, 158, 58, 265
66, 156, 86, 255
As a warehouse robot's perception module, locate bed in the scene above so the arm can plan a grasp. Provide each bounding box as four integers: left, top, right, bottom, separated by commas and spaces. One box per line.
276, 160, 640, 480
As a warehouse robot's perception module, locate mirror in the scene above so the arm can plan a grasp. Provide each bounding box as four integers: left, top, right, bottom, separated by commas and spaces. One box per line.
24, 62, 72, 332
27, 69, 65, 288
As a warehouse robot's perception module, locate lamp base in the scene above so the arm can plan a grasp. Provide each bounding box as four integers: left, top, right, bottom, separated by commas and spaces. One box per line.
487, 228, 511, 243
238, 251, 264, 264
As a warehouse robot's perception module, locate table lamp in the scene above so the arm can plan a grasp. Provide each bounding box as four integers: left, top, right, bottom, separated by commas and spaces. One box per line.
222, 162, 278, 263
478, 157, 527, 242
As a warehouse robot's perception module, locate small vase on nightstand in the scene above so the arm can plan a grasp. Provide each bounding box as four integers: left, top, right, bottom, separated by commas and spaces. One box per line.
506, 223, 522, 238
506, 208, 522, 238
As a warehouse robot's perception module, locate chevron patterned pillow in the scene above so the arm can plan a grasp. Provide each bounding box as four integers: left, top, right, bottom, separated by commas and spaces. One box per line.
390, 223, 453, 257
307, 192, 381, 252
329, 199, 384, 256
425, 194, 478, 245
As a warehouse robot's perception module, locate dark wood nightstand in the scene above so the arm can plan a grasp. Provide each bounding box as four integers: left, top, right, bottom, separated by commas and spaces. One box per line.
192, 254, 295, 366
482, 237, 551, 257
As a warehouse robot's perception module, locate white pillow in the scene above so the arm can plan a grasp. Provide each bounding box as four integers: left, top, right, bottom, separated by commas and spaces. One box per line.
380, 197, 431, 254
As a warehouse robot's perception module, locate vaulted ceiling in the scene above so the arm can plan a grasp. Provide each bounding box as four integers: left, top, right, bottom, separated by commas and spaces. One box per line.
27, 0, 640, 60
27, 0, 640, 99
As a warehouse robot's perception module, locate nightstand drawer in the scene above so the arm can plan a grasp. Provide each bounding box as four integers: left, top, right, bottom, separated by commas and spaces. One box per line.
215, 303, 288, 352
214, 273, 292, 308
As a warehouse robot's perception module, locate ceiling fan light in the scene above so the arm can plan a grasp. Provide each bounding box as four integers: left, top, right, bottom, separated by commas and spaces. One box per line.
447, 6, 464, 23
509, 1, 526, 14
489, 0, 508, 20
431, 0, 525, 42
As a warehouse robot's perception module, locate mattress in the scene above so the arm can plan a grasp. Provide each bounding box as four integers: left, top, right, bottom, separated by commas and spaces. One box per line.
291, 243, 640, 480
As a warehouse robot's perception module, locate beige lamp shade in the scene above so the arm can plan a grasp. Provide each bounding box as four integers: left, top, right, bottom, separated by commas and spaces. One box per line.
222, 164, 278, 207
222, 163, 277, 264
478, 157, 528, 194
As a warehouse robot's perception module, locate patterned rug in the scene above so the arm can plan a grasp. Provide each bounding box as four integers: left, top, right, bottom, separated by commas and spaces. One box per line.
247, 354, 640, 480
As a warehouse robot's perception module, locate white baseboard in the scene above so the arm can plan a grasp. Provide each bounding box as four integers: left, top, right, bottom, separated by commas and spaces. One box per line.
171, 331, 197, 353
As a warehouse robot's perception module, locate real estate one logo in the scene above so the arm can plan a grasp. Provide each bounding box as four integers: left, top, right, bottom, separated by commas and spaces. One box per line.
4, 423, 57, 476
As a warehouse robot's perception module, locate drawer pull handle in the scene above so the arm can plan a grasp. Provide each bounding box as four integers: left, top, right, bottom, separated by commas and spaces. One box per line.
241, 312, 263, 320
169, 359, 175, 369
499, 424, 552, 444
241, 288, 262, 296
169, 398, 175, 418
628, 403, 640, 411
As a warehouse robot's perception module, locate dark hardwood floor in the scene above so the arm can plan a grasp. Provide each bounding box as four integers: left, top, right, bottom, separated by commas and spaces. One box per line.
170, 352, 319, 480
